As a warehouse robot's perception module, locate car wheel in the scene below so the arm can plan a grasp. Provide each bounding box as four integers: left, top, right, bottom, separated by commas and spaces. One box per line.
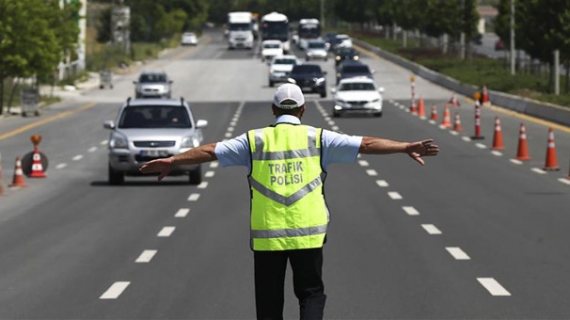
108, 164, 124, 185
269, 80, 274, 87
374, 112, 383, 118
332, 112, 340, 118
189, 165, 202, 185
320, 91, 327, 98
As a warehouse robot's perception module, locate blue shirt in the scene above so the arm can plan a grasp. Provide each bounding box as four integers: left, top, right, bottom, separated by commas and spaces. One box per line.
214, 115, 363, 171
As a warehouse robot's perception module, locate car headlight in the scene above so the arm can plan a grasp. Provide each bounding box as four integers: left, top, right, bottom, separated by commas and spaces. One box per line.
371, 98, 380, 103
181, 137, 200, 148
354, 56, 360, 60
335, 99, 346, 107
315, 77, 325, 84
269, 69, 275, 74
110, 132, 128, 149
335, 56, 341, 60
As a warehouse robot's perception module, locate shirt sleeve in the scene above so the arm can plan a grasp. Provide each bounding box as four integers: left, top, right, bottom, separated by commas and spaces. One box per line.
214, 133, 251, 168
321, 129, 363, 171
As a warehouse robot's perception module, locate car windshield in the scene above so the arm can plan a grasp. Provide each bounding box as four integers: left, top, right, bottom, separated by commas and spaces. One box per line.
308, 42, 326, 49
273, 58, 297, 65
339, 82, 375, 91
264, 43, 281, 49
292, 65, 322, 75
230, 23, 251, 31
337, 35, 349, 40
119, 106, 191, 129
183, 33, 195, 37
139, 73, 167, 83
343, 65, 370, 73
337, 48, 354, 55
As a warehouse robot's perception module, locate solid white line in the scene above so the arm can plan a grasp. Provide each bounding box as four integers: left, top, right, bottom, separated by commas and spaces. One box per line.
188, 193, 200, 201
157, 226, 175, 237
376, 180, 389, 187
358, 160, 369, 167
175, 208, 190, 218
477, 278, 511, 296
205, 171, 215, 178
100, 140, 108, 145
366, 169, 378, 176
421, 224, 442, 234
100, 282, 130, 299
388, 192, 402, 200
491, 151, 503, 157
88, 147, 97, 153
72, 155, 83, 161
558, 178, 570, 185
446, 247, 471, 260
331, 126, 339, 131
462, 136, 472, 142
56, 163, 67, 169
476, 143, 487, 149
135, 250, 157, 263
197, 182, 208, 189
210, 161, 219, 168
402, 206, 418, 215
531, 168, 547, 175
510, 159, 523, 165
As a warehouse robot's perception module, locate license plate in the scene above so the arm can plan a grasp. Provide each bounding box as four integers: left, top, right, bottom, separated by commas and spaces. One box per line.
302, 86, 312, 91
140, 149, 168, 157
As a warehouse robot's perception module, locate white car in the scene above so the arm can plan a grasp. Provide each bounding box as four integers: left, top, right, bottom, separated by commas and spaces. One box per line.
261, 40, 284, 63
334, 34, 353, 50
305, 39, 328, 61
331, 77, 384, 117
181, 32, 198, 46
268, 55, 300, 87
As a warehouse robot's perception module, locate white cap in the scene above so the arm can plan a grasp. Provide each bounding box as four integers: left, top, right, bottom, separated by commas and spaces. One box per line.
273, 83, 305, 109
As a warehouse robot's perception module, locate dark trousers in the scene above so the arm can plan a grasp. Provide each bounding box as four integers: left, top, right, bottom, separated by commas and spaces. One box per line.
254, 248, 327, 320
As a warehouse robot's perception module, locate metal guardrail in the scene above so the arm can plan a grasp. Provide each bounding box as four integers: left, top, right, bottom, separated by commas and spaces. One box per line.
353, 39, 570, 127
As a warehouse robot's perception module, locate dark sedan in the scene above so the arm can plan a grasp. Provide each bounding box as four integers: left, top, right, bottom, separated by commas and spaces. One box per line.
288, 64, 327, 98
336, 61, 374, 84
334, 47, 360, 66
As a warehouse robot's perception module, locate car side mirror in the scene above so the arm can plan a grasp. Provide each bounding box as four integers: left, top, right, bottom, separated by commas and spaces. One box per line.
287, 78, 296, 84
330, 88, 337, 94
103, 120, 115, 129
322, 71, 327, 76
196, 119, 208, 129
378, 87, 385, 93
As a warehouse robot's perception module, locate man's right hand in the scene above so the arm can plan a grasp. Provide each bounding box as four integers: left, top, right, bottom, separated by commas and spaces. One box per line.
139, 157, 173, 181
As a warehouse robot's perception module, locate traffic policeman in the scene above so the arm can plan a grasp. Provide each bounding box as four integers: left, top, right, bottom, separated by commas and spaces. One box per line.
140, 83, 440, 319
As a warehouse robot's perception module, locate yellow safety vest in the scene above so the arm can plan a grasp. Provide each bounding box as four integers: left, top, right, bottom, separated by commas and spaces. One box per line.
247, 124, 329, 251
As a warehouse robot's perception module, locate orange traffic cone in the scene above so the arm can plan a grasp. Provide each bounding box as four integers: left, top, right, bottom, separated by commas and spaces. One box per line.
453, 113, 463, 132
482, 85, 490, 106
9, 157, 27, 188
29, 146, 46, 178
440, 104, 452, 128
492, 117, 504, 150
430, 105, 438, 121
515, 123, 531, 161
543, 128, 560, 171
417, 95, 426, 117
449, 94, 460, 108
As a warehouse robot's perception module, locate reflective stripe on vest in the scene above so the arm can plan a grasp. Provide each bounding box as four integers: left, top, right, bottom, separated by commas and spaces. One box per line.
248, 125, 328, 251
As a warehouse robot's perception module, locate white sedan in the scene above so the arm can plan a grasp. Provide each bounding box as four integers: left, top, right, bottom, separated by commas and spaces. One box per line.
268, 55, 300, 87
331, 77, 384, 117
261, 40, 284, 63
181, 32, 198, 46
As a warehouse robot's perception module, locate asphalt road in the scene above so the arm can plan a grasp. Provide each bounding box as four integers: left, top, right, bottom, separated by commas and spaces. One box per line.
0, 29, 570, 319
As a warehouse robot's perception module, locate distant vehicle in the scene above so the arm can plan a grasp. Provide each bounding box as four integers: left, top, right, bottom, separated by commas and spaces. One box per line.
181, 32, 198, 46
333, 34, 353, 52
261, 40, 284, 62
288, 64, 327, 98
297, 18, 321, 50
324, 32, 338, 51
495, 39, 505, 51
227, 12, 254, 49
336, 61, 374, 84
268, 55, 300, 87
251, 12, 260, 39
305, 39, 328, 61
334, 47, 359, 66
104, 98, 208, 185
261, 12, 290, 53
331, 77, 384, 117
133, 71, 173, 99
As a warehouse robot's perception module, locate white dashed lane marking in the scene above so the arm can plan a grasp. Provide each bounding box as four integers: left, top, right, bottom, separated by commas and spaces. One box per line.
56, 163, 67, 169
100, 282, 130, 299
175, 208, 190, 218
421, 224, 442, 234
157, 227, 175, 237
388, 192, 402, 200
477, 278, 511, 296
100, 140, 108, 145
227, 127, 234, 132
558, 178, 570, 186
476, 143, 487, 149
197, 182, 208, 189
531, 168, 547, 174
366, 169, 378, 176
135, 250, 157, 263
446, 247, 471, 260
358, 160, 369, 167
88, 147, 97, 152
462, 136, 472, 142
328, 121, 335, 126
188, 193, 200, 201
450, 131, 459, 136
210, 162, 219, 168
376, 180, 389, 187
510, 159, 523, 165
205, 171, 215, 178
225, 133, 232, 138
402, 206, 419, 215
72, 155, 83, 161
491, 151, 503, 157
331, 126, 339, 131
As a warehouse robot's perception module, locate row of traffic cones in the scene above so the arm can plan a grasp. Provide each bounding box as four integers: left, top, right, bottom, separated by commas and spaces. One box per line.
0, 150, 47, 195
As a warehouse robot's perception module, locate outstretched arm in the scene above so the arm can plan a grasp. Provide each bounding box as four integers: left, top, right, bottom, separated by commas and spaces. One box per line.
139, 143, 218, 180
358, 137, 439, 166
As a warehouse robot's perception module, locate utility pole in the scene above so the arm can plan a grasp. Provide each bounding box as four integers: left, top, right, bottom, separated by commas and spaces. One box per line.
510, 0, 515, 75
320, 0, 325, 29
460, 0, 465, 60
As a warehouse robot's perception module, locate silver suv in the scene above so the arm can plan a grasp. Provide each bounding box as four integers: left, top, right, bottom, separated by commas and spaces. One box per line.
133, 71, 172, 99
104, 98, 208, 185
